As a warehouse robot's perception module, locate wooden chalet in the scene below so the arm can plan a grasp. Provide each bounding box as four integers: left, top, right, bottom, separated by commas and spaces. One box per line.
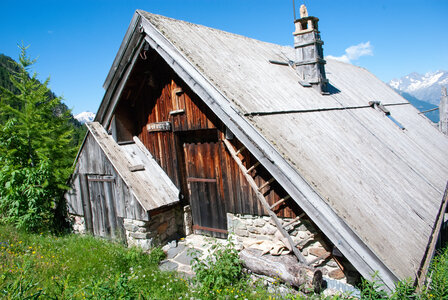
65, 8, 448, 291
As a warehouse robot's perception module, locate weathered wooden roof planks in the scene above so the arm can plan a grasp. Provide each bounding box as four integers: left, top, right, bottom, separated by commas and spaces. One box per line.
83, 122, 179, 211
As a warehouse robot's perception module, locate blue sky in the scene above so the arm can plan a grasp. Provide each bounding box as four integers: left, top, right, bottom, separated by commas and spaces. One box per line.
1, 0, 447, 115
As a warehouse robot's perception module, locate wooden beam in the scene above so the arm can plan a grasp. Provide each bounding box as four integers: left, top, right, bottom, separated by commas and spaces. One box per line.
223, 139, 308, 265
169, 109, 185, 116
129, 164, 145, 172
193, 224, 227, 234
103, 12, 142, 90
87, 176, 116, 182
235, 146, 246, 155
258, 177, 275, 191
270, 195, 291, 210
283, 213, 305, 229
416, 182, 448, 290
246, 161, 260, 173
187, 177, 217, 183
99, 21, 145, 126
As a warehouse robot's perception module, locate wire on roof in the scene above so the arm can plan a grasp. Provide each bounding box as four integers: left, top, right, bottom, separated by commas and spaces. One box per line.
245, 102, 409, 117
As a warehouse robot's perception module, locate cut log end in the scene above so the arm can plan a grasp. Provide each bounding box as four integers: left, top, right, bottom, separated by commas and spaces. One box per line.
240, 248, 322, 293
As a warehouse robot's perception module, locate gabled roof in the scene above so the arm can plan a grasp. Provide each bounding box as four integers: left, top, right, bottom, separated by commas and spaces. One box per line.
96, 10, 448, 289
84, 122, 179, 211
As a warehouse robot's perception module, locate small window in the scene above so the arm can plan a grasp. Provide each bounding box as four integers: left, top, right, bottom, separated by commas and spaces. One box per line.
172, 87, 184, 110
170, 86, 185, 116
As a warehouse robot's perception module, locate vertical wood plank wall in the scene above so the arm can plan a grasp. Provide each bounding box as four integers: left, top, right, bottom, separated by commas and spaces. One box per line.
117, 57, 301, 219
68, 134, 150, 226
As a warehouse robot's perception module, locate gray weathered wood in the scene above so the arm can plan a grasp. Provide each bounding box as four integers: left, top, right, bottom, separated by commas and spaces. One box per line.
417, 182, 448, 289
129, 164, 145, 172
80, 174, 93, 234
83, 122, 179, 213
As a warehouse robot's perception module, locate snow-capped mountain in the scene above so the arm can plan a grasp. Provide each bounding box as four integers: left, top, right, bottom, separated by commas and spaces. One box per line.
389, 70, 448, 105
75, 111, 96, 124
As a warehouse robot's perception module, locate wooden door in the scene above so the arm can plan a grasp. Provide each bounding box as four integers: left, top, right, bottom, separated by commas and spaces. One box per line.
183, 141, 227, 238
87, 175, 124, 240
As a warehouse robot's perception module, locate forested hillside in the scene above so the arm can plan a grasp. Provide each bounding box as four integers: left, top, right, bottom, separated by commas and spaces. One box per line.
0, 53, 86, 147
0, 49, 86, 232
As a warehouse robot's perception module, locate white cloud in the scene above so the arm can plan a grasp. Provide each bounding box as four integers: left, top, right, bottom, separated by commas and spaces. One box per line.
326, 41, 373, 63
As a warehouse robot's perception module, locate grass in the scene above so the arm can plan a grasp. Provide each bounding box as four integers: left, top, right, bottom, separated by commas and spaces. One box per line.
0, 225, 277, 299
0, 225, 190, 299
423, 245, 448, 299
1, 224, 447, 299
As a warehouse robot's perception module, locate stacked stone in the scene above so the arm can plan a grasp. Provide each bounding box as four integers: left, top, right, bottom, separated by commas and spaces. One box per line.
71, 216, 86, 234
124, 207, 183, 251
227, 213, 346, 282
124, 219, 153, 251
148, 207, 183, 243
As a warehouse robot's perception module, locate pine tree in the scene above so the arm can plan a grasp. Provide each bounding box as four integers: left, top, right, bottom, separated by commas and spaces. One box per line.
0, 45, 76, 232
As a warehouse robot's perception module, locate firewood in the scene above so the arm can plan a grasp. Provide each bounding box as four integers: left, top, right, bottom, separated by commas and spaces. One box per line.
240, 248, 322, 292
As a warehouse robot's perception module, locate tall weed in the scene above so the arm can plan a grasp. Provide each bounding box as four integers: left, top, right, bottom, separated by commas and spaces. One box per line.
424, 246, 448, 299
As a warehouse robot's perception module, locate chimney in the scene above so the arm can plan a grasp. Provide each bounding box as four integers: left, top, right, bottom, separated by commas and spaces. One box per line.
439, 86, 448, 135
293, 4, 328, 94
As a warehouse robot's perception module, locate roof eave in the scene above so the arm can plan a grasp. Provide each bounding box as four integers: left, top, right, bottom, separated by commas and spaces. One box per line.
417, 182, 448, 288
95, 11, 144, 126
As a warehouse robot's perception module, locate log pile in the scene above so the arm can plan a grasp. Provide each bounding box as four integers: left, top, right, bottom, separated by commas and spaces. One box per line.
239, 248, 323, 293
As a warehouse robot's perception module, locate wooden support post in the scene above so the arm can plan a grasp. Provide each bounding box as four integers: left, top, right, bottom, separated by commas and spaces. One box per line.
246, 161, 260, 174
223, 139, 308, 265
258, 177, 275, 191
271, 195, 291, 210
235, 146, 246, 155
283, 213, 305, 229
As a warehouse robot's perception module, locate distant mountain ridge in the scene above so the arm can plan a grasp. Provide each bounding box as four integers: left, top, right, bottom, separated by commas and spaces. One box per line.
75, 111, 95, 124
388, 70, 448, 123
389, 70, 448, 105
396, 90, 439, 123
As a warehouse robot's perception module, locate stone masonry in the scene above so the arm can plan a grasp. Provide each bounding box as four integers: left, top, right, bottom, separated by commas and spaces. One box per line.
124, 206, 183, 251
227, 213, 355, 283
71, 215, 86, 234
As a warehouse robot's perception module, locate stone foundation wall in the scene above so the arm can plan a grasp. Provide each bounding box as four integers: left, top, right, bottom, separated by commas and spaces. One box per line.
71, 215, 86, 234
227, 213, 351, 283
124, 206, 183, 251
70, 206, 183, 252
